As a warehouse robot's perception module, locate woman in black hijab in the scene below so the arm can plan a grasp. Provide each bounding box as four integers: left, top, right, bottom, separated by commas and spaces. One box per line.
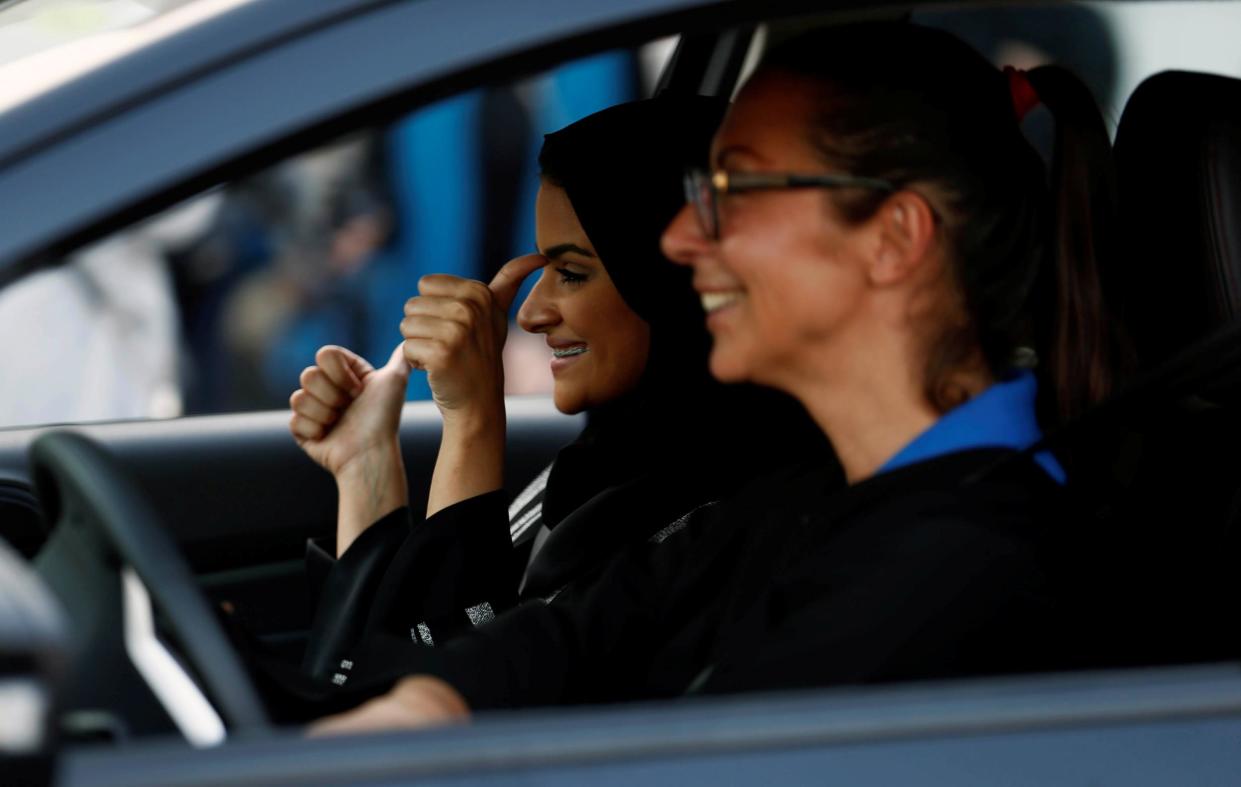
289, 96, 831, 685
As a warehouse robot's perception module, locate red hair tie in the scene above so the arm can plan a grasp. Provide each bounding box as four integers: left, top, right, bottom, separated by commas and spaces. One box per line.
1004, 66, 1040, 122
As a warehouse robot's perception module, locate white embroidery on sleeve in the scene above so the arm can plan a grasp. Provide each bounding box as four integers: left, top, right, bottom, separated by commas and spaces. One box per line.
649, 501, 720, 544
415, 622, 434, 647
465, 602, 496, 626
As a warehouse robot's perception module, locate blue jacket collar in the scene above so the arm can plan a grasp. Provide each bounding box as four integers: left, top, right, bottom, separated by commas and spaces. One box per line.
876, 370, 1065, 484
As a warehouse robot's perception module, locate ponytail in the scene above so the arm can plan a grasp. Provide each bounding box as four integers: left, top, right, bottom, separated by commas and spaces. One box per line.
1026, 66, 1132, 422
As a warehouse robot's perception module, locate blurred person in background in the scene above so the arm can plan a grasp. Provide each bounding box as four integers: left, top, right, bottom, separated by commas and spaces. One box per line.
0, 194, 219, 425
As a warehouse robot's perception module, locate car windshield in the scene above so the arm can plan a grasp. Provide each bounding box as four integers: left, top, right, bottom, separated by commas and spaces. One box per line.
0, 0, 255, 114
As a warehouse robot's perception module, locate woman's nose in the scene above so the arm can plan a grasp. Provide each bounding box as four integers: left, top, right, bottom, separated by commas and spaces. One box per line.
516, 268, 559, 333
661, 203, 709, 268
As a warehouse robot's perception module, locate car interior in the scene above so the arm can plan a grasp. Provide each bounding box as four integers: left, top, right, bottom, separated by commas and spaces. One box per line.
0, 0, 1240, 781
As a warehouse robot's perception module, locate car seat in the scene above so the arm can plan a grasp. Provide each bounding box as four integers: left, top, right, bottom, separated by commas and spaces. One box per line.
1079, 70, 1241, 666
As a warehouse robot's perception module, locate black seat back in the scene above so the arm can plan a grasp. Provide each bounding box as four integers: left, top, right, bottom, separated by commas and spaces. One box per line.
1086, 70, 1241, 665
1113, 71, 1241, 375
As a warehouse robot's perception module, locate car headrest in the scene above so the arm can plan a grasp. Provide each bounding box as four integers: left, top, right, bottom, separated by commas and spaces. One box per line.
1113, 70, 1241, 369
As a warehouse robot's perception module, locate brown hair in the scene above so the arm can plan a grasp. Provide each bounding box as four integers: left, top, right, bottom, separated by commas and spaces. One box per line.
762, 22, 1126, 423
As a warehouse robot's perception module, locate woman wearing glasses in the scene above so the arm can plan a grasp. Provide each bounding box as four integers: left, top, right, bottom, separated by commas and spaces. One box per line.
287, 96, 828, 686
308, 21, 1121, 728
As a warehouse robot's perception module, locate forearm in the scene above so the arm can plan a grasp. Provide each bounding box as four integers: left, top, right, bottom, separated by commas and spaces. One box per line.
335, 442, 409, 557
426, 406, 505, 519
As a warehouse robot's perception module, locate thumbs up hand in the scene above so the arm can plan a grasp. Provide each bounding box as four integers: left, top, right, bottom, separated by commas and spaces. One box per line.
289, 343, 411, 476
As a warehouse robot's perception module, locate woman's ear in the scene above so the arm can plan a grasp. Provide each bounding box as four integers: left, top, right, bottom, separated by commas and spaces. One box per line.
867, 191, 938, 286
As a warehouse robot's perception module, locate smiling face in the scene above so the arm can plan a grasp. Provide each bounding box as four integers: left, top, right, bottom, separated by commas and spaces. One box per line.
517, 182, 651, 414
661, 70, 878, 393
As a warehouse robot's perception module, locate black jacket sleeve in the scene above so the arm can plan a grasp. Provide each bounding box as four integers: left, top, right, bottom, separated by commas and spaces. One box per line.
302, 491, 518, 681
426, 469, 1058, 707
357, 490, 519, 645
302, 506, 412, 680
420, 499, 742, 710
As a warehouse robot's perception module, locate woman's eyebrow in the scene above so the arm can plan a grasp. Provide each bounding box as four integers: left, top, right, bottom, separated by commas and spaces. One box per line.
715, 145, 764, 168
541, 243, 596, 260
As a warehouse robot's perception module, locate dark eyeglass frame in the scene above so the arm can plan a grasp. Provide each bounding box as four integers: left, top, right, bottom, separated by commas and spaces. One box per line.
683, 168, 897, 240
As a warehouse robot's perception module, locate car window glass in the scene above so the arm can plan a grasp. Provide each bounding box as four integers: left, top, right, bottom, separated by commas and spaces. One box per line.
0, 41, 675, 427
0, 0, 203, 69
0, 0, 253, 113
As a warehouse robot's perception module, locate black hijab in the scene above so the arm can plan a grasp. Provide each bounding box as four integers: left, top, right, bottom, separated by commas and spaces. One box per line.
534, 96, 831, 527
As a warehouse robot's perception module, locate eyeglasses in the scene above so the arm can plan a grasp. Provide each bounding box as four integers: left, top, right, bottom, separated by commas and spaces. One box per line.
683, 168, 896, 240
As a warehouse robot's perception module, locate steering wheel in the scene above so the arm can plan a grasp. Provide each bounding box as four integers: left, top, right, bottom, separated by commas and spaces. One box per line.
30, 431, 268, 743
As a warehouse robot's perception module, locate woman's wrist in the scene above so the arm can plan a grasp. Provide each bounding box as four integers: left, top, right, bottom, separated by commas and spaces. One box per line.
439, 399, 506, 438
334, 442, 408, 557
426, 405, 505, 519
